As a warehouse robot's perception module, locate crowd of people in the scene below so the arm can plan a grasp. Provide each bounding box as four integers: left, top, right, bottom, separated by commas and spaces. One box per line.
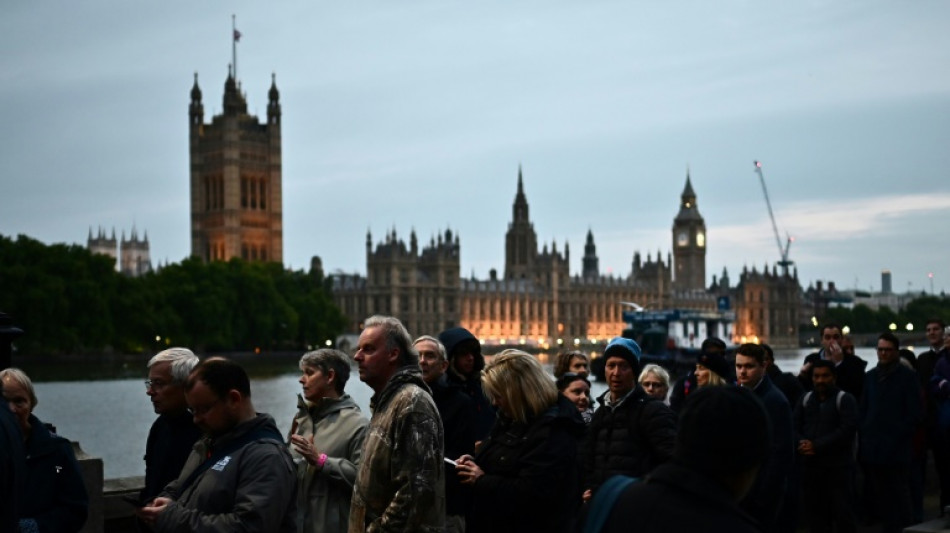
2, 315, 950, 533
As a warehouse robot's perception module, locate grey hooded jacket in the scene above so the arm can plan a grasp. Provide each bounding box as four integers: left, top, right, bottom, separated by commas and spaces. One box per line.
157, 413, 296, 533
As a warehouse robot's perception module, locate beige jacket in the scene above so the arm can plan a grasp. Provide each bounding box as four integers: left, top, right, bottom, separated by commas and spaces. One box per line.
289, 394, 368, 533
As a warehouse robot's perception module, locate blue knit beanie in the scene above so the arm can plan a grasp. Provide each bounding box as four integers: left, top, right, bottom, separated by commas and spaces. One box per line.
603, 337, 642, 373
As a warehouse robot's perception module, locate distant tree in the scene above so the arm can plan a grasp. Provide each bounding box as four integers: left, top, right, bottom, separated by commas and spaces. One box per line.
0, 234, 347, 355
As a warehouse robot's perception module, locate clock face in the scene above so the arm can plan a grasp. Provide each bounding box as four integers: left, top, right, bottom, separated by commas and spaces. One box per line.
677, 231, 688, 247
696, 231, 705, 247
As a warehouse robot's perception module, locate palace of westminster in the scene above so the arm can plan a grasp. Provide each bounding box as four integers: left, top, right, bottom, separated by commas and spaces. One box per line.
89, 62, 803, 348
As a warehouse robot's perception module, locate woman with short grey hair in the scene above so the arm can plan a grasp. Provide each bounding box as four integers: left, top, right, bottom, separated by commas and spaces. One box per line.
288, 349, 369, 533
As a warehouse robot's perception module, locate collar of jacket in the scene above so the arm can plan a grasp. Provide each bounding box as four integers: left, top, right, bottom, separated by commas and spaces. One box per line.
370, 366, 431, 413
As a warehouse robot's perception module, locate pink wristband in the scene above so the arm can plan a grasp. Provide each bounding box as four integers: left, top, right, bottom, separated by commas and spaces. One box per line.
317, 453, 328, 469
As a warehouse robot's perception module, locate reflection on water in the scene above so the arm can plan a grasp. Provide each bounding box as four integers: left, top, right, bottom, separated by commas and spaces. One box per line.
29, 347, 877, 479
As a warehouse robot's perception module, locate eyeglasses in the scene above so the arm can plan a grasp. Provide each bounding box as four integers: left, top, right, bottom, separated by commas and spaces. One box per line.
145, 379, 172, 391
187, 398, 222, 417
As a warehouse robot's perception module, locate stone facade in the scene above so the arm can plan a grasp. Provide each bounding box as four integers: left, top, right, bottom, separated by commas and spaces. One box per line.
189, 68, 282, 263
331, 168, 802, 347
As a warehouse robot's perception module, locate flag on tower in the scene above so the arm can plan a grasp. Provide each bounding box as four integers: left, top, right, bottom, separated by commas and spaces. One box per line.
234, 29, 242, 42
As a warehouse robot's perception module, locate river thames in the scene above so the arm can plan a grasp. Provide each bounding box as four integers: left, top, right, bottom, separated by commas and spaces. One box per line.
28, 347, 882, 479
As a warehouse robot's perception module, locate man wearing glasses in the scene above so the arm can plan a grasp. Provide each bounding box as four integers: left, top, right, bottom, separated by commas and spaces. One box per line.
139, 357, 297, 532
141, 348, 202, 504
859, 332, 923, 532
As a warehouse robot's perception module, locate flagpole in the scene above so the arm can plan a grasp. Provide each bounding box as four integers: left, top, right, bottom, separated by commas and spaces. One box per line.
232, 14, 237, 80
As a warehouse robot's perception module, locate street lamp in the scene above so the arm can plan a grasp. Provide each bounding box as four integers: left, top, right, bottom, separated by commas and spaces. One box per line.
906, 323, 913, 331
842, 325, 851, 335
889, 323, 897, 331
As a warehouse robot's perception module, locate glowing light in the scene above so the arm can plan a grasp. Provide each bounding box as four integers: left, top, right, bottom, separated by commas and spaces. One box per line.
557, 338, 563, 345
325, 339, 332, 346
889, 323, 897, 331
842, 325, 851, 335
906, 323, 914, 331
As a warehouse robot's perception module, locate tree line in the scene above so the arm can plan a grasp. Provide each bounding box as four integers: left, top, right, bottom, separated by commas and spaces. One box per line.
0, 234, 346, 355
818, 295, 950, 335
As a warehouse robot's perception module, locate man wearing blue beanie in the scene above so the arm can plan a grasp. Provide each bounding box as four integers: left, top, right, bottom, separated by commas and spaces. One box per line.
581, 336, 676, 501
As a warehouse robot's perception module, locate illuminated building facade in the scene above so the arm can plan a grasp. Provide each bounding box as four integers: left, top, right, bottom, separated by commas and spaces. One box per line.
329, 167, 803, 347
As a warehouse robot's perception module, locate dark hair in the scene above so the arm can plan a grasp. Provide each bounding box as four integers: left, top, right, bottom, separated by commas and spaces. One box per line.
761, 343, 774, 361
556, 372, 591, 392
899, 348, 916, 368
926, 317, 946, 329
554, 351, 588, 378
299, 349, 351, 395
701, 337, 726, 353
821, 323, 843, 336
736, 343, 765, 364
675, 386, 770, 478
811, 359, 836, 375
878, 331, 900, 350
187, 357, 251, 399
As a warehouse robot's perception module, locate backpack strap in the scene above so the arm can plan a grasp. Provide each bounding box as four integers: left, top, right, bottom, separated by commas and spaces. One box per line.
584, 475, 640, 533
802, 390, 813, 408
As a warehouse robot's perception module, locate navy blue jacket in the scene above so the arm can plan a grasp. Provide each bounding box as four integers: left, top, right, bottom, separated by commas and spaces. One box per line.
21, 415, 88, 533
859, 361, 923, 465
742, 376, 793, 529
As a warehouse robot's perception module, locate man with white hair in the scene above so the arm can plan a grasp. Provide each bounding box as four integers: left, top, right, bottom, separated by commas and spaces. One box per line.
141, 347, 202, 503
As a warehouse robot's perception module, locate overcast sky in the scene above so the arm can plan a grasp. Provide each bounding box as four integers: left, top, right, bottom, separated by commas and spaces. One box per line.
3, 2, 949, 296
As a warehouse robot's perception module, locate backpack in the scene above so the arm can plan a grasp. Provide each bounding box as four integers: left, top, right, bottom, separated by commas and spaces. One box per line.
800, 389, 856, 459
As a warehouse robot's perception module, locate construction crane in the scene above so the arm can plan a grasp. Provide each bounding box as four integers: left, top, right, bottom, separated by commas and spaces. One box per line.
753, 160, 794, 274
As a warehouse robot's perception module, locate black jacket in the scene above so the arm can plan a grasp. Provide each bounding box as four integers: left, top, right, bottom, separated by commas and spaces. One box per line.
142, 410, 202, 502
859, 361, 923, 465
799, 351, 867, 400
603, 463, 761, 533
793, 386, 858, 468
467, 395, 586, 533
21, 414, 88, 533
430, 374, 476, 517
584, 386, 676, 494
767, 365, 804, 407
668, 372, 696, 415
440, 327, 497, 440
